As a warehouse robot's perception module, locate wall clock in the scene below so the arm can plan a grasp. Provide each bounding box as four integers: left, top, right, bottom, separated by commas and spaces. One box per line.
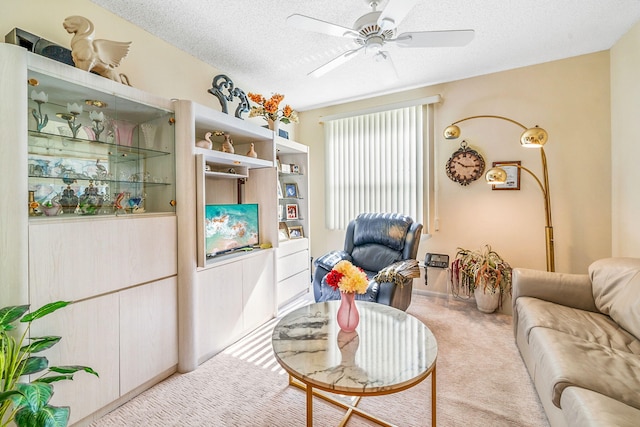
446, 141, 486, 186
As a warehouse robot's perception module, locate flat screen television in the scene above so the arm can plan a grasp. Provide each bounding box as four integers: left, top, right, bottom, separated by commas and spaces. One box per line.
205, 203, 259, 257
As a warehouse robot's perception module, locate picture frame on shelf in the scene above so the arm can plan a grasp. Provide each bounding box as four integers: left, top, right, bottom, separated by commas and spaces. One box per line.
284, 183, 299, 198
492, 161, 521, 190
291, 164, 300, 174
278, 222, 290, 241
277, 181, 284, 198
286, 203, 298, 219
288, 225, 304, 239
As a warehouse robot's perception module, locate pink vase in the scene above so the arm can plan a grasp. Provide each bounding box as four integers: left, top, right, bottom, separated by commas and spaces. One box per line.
337, 291, 359, 333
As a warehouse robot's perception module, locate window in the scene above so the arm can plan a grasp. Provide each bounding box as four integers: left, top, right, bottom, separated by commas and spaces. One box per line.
324, 105, 425, 230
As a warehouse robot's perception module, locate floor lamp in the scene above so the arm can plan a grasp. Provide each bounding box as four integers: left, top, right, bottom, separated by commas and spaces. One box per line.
443, 115, 555, 272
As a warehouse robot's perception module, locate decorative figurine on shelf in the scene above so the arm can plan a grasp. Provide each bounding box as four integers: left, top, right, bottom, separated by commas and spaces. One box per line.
246, 143, 257, 158
207, 74, 250, 119
30, 89, 49, 132
78, 180, 104, 215
221, 133, 234, 154
59, 185, 79, 214
63, 16, 131, 84
195, 132, 213, 150
41, 194, 62, 217
89, 110, 104, 141
66, 102, 83, 138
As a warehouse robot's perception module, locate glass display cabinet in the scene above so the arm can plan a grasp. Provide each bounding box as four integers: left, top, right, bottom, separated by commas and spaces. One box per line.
26, 70, 175, 218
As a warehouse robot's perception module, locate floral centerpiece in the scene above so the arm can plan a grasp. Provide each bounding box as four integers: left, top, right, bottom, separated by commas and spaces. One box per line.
325, 260, 369, 332
326, 260, 369, 294
247, 92, 299, 128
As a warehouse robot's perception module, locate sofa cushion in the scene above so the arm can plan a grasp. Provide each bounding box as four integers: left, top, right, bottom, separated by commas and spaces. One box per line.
528, 327, 640, 410
589, 257, 640, 340
516, 297, 640, 354
561, 387, 640, 427
351, 244, 403, 273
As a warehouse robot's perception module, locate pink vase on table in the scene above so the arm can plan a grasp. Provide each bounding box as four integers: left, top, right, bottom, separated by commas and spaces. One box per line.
337, 291, 360, 333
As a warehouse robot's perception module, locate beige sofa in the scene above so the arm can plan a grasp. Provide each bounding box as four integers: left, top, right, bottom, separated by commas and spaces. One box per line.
512, 257, 640, 427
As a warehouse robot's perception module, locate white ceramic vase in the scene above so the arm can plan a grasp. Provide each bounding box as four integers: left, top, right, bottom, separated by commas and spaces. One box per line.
474, 289, 500, 313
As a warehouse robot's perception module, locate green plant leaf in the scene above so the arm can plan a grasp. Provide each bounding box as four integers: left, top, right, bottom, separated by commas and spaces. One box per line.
0, 389, 24, 404
13, 382, 53, 411
21, 301, 71, 323
34, 374, 74, 384
14, 404, 69, 427
19, 356, 49, 376
50, 365, 99, 378
0, 305, 30, 331
21, 336, 62, 354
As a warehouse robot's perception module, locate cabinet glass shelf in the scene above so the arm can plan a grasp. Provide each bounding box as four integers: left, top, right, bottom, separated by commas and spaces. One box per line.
29, 131, 171, 160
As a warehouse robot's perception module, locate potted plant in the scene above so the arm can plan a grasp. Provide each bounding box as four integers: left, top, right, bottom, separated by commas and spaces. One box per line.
450, 245, 512, 313
0, 301, 98, 427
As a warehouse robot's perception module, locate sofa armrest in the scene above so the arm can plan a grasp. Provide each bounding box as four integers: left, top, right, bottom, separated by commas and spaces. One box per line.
512, 268, 598, 312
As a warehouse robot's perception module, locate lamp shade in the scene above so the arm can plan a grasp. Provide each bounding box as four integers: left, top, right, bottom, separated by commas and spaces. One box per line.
443, 125, 461, 139
485, 167, 508, 184
520, 126, 548, 147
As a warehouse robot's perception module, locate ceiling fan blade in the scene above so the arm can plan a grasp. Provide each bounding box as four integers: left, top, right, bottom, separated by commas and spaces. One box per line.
287, 14, 358, 38
308, 47, 364, 78
395, 30, 475, 48
377, 0, 419, 30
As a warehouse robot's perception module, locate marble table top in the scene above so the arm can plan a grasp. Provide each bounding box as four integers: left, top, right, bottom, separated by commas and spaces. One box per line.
271, 301, 438, 395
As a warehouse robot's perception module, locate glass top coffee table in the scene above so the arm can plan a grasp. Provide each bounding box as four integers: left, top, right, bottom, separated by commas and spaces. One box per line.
272, 301, 438, 426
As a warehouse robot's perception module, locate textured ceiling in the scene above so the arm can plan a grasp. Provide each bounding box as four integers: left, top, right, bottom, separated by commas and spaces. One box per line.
89, 0, 640, 111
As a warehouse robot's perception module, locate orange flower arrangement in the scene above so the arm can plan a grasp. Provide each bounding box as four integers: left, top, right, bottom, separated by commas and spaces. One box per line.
247, 92, 299, 124
326, 260, 369, 294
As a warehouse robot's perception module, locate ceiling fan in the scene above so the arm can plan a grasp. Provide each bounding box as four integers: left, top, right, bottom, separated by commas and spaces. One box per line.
287, 0, 475, 77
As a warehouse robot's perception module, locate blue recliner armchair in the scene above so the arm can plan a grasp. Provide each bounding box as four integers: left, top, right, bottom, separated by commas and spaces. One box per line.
312, 213, 423, 311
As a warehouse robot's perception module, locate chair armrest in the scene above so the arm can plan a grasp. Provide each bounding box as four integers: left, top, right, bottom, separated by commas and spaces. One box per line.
314, 250, 352, 271
512, 268, 597, 313
374, 259, 420, 287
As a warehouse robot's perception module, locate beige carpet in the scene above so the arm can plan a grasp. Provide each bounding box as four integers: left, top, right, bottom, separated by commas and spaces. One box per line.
89, 293, 549, 427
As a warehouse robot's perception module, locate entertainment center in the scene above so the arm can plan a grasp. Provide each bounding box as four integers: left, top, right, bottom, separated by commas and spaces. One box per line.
1, 42, 311, 424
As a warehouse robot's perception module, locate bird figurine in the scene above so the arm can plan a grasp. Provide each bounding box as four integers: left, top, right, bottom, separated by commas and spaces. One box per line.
221, 133, 234, 154
63, 16, 131, 83
246, 143, 258, 158
196, 132, 213, 149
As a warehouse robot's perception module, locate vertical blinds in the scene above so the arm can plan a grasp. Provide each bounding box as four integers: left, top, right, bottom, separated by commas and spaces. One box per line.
325, 105, 424, 230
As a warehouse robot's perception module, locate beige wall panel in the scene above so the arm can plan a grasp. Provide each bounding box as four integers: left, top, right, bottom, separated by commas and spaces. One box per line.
611, 20, 640, 257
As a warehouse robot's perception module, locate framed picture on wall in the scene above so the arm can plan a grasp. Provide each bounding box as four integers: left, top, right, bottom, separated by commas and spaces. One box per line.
288, 225, 304, 239
491, 161, 521, 190
278, 222, 290, 241
284, 183, 299, 198
286, 203, 298, 219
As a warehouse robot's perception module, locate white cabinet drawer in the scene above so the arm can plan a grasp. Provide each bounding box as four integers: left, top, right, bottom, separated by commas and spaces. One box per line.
277, 249, 309, 282
278, 270, 310, 306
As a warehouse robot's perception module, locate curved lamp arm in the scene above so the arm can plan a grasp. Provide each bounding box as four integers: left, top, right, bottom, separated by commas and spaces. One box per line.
450, 115, 527, 130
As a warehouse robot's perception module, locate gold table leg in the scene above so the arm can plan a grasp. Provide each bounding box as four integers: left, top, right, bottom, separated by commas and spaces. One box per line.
432, 365, 437, 427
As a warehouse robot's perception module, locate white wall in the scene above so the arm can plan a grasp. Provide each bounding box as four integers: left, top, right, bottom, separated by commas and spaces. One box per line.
299, 51, 613, 293
611, 21, 640, 257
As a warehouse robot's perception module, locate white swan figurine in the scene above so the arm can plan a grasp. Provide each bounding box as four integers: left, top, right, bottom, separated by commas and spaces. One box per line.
63, 16, 131, 83
196, 132, 213, 149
